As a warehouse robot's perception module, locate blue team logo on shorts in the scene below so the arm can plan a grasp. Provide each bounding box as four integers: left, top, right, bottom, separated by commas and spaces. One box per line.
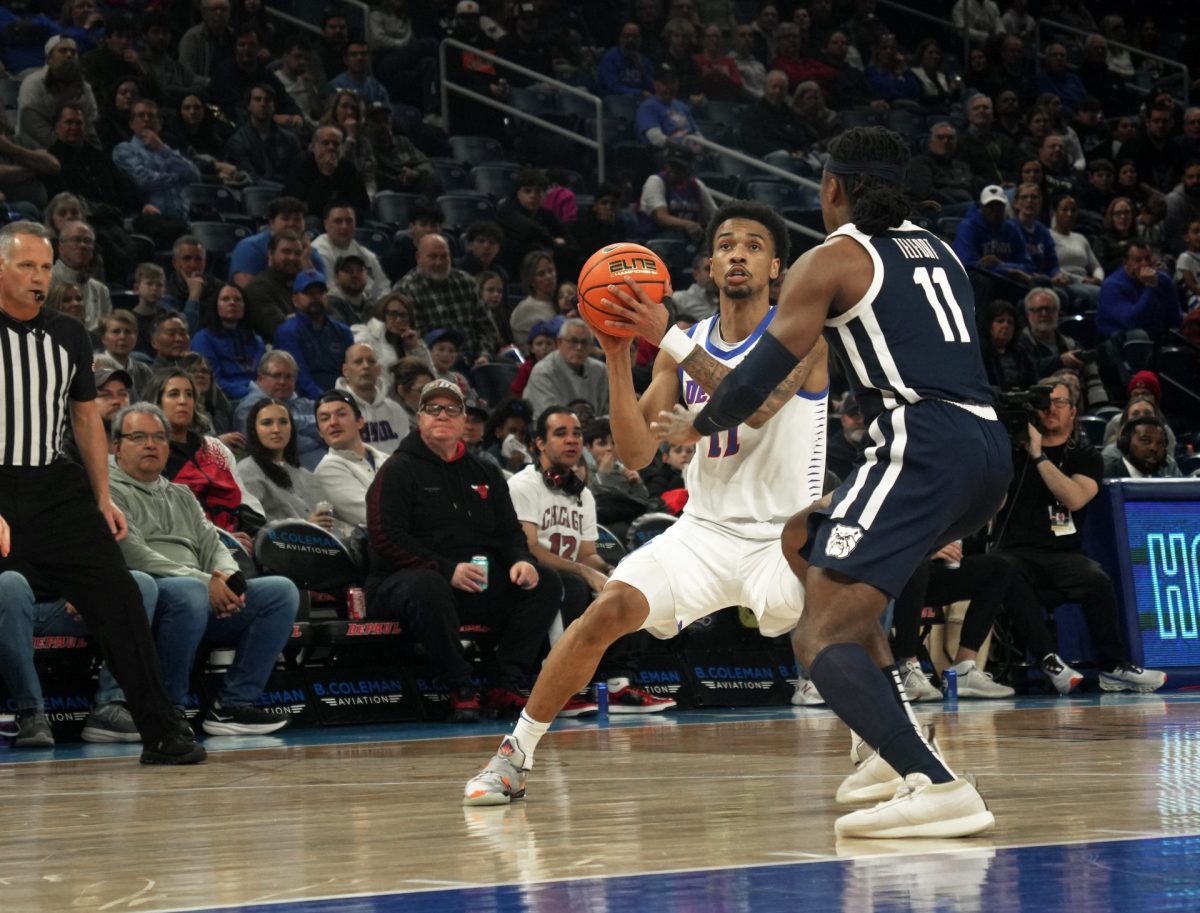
825, 523, 864, 559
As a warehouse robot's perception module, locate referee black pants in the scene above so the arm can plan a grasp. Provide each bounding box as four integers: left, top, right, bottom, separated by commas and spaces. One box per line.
0, 462, 177, 742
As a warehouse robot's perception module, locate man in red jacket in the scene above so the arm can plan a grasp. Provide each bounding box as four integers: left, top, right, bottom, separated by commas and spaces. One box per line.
364, 380, 561, 722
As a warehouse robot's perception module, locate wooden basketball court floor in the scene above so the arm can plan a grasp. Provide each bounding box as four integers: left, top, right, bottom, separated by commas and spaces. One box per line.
4, 693, 1200, 913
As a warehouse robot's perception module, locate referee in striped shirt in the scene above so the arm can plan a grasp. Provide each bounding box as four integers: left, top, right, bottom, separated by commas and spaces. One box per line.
0, 222, 205, 764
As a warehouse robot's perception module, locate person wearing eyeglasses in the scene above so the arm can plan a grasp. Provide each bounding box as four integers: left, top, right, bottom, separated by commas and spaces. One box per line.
906, 122, 974, 209
50, 219, 110, 331
235, 351, 326, 470
990, 377, 1166, 694
313, 390, 387, 527
522, 318, 608, 418
364, 379, 560, 723
108, 402, 299, 736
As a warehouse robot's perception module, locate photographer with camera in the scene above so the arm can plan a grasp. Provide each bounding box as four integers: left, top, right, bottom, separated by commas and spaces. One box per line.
1017, 288, 1108, 407
991, 378, 1166, 693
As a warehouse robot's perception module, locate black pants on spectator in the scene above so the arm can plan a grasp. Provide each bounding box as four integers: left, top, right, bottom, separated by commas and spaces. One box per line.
892, 553, 1056, 661
0, 461, 177, 742
371, 564, 562, 690
992, 547, 1129, 668
558, 570, 643, 681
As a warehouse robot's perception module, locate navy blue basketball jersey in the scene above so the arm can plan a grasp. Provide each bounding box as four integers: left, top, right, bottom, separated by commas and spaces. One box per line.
823, 221, 995, 415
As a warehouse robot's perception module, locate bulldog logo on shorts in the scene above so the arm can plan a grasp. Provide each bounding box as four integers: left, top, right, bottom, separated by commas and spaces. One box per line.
825, 523, 864, 559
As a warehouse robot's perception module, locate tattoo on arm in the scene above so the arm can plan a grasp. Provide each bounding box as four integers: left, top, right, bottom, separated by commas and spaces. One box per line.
679, 337, 826, 429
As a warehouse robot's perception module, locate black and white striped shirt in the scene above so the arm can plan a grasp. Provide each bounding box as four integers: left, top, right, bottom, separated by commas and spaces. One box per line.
0, 307, 95, 467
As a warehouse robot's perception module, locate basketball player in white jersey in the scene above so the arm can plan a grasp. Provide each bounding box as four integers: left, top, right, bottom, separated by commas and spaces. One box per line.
464, 200, 829, 805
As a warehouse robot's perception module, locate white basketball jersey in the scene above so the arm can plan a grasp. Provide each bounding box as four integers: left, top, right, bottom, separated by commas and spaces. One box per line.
677, 308, 828, 539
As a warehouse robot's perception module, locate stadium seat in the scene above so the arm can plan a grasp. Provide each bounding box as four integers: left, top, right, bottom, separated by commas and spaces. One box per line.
602, 94, 641, 123
1123, 337, 1154, 372
1058, 312, 1095, 348
182, 184, 242, 219
609, 141, 656, 185
741, 178, 804, 209
558, 91, 599, 122
625, 512, 678, 552
242, 186, 279, 222
437, 194, 497, 231
595, 524, 628, 567
694, 120, 735, 147
470, 361, 519, 406
188, 221, 250, 255
697, 171, 739, 196
1155, 346, 1199, 389
430, 159, 473, 192
1078, 415, 1108, 446
470, 163, 521, 199
509, 85, 558, 117
354, 227, 391, 258
372, 191, 420, 227
449, 135, 507, 167
585, 115, 633, 145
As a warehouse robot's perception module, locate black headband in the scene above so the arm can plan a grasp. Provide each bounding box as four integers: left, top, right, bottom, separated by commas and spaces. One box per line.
824, 157, 906, 183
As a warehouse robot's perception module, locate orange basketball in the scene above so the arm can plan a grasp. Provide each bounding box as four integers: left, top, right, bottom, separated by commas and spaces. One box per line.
576, 242, 669, 338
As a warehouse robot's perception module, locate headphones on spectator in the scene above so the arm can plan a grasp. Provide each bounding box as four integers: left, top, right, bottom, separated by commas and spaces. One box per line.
542, 464, 585, 498
1118, 416, 1161, 454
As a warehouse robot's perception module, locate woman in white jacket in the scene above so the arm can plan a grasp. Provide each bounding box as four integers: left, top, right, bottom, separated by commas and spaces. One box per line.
351, 292, 431, 374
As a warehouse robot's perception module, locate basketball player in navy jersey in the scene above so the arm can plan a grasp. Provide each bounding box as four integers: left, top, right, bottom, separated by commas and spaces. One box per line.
655, 127, 1012, 838
463, 201, 830, 806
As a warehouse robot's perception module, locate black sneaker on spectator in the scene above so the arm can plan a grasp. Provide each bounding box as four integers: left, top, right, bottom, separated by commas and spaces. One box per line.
141, 732, 207, 764
201, 702, 289, 736
607, 678, 677, 713
449, 687, 481, 723
81, 702, 141, 743
14, 709, 54, 748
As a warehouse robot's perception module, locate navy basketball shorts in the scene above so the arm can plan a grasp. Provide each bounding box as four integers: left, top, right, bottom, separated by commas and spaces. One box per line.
802, 400, 1012, 598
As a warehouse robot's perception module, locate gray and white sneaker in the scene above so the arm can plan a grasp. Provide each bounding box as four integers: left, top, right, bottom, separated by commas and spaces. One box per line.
954, 661, 1015, 699
791, 677, 826, 706
464, 736, 530, 806
900, 659, 943, 702
82, 702, 142, 743
1041, 653, 1083, 694
1099, 663, 1166, 693
14, 709, 54, 748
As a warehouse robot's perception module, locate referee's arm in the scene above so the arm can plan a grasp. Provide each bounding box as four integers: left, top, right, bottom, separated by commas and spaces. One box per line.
69, 399, 127, 540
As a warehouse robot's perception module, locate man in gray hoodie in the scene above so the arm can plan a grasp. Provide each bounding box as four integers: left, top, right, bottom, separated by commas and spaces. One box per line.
108, 403, 300, 736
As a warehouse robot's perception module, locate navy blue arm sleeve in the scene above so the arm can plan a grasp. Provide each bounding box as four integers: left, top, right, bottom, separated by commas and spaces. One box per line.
692, 331, 800, 436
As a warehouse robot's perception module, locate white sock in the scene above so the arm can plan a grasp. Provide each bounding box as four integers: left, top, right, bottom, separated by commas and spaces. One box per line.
606, 676, 631, 691
509, 710, 551, 768
953, 659, 977, 674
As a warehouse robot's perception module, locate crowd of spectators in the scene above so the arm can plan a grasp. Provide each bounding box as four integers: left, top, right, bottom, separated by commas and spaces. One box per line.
2, 0, 1199, 745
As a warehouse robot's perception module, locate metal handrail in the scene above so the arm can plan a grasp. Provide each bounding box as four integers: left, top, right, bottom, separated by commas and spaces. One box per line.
688, 134, 821, 193
1035, 18, 1189, 108
265, 0, 371, 42
706, 188, 825, 244
877, 0, 970, 71
438, 38, 606, 182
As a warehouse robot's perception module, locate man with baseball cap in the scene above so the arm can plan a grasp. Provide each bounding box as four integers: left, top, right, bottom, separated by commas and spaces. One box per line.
313, 388, 387, 527
59, 362, 132, 467
951, 184, 1035, 298
274, 269, 354, 399
364, 380, 561, 723
636, 61, 700, 148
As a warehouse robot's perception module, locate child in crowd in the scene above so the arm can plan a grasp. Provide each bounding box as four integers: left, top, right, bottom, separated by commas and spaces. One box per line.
425, 328, 473, 399
1175, 219, 1200, 311
129, 262, 169, 356
96, 311, 153, 397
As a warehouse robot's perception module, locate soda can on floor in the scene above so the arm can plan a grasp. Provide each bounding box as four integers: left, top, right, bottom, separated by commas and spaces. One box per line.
347, 586, 366, 620
594, 681, 608, 718
471, 554, 489, 591
943, 668, 957, 700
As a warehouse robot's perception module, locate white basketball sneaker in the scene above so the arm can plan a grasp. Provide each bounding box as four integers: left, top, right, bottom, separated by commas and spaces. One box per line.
834, 773, 995, 839
836, 723, 941, 805
791, 677, 826, 706
900, 659, 943, 702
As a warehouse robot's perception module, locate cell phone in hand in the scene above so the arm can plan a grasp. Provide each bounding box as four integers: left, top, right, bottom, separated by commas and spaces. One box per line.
225, 571, 247, 596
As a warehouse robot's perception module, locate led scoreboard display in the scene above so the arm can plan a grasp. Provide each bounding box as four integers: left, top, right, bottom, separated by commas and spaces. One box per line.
1087, 480, 1200, 675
